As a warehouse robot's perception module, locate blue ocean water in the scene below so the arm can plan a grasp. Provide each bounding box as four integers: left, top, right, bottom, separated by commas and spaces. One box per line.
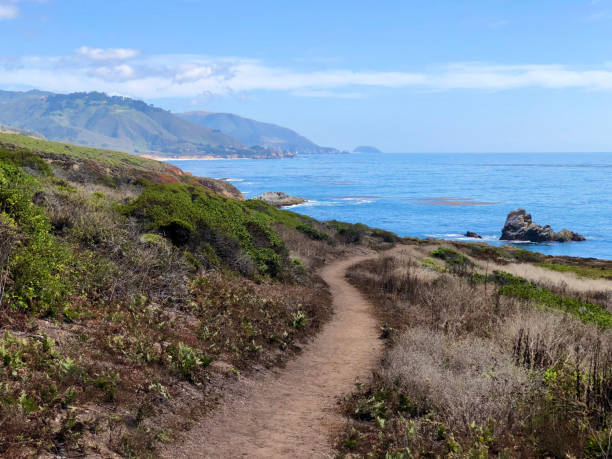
169, 153, 612, 260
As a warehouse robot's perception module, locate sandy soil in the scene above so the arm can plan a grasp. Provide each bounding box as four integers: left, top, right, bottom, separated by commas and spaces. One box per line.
162, 250, 394, 458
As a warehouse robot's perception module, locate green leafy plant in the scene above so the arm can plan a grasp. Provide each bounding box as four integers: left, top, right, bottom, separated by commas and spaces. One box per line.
167, 342, 211, 381
292, 310, 308, 328
431, 247, 473, 271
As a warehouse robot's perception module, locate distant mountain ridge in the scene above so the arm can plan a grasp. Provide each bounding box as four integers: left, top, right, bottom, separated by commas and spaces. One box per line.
0, 90, 293, 158
178, 111, 339, 155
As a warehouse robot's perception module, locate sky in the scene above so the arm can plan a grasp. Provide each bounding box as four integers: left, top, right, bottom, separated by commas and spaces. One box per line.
1, 0, 612, 152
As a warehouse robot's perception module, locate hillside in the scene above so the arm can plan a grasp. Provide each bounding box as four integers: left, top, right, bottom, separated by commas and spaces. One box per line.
0, 132, 397, 457
0, 91, 289, 159
178, 111, 339, 155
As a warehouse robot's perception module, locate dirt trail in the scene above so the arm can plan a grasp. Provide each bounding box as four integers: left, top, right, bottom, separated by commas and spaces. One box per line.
163, 249, 395, 458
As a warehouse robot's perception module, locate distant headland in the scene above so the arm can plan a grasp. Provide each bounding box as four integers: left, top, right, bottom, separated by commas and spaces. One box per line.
353, 146, 383, 153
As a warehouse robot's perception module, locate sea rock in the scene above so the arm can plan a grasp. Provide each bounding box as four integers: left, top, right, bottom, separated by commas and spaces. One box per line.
197, 177, 244, 200
501, 209, 585, 243
465, 231, 482, 239
353, 145, 383, 154
554, 228, 587, 242
253, 191, 307, 208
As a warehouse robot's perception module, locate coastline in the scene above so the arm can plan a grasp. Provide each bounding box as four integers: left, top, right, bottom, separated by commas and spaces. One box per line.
140, 154, 253, 161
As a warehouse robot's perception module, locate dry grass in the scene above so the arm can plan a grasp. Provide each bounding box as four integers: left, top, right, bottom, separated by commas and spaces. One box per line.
500, 307, 612, 369
385, 327, 531, 431
340, 249, 612, 458
274, 224, 348, 270
482, 260, 612, 296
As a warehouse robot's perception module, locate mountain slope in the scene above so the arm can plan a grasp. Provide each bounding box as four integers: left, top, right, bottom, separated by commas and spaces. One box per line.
178, 111, 338, 154
0, 90, 284, 158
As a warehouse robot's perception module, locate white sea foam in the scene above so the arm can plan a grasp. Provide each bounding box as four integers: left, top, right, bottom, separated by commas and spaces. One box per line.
287, 200, 342, 208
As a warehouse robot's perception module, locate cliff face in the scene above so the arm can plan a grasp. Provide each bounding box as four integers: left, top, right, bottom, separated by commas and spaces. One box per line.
501, 209, 585, 242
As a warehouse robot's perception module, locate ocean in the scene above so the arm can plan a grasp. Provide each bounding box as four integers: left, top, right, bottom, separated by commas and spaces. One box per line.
169, 153, 612, 260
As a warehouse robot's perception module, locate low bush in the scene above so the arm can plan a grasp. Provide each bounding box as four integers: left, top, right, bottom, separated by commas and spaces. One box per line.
296, 224, 331, 242
167, 342, 211, 382
0, 161, 75, 313
431, 246, 473, 272
328, 220, 370, 244
0, 148, 53, 177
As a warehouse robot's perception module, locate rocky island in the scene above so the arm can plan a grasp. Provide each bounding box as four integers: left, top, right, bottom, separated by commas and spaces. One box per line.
501, 208, 586, 242
353, 146, 383, 153
253, 191, 308, 207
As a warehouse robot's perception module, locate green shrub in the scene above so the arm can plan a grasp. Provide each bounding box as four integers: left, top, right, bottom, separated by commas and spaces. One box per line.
536, 262, 612, 280
296, 224, 331, 242
328, 220, 369, 244
0, 148, 52, 177
371, 228, 399, 243
0, 161, 74, 312
510, 248, 544, 263
167, 342, 211, 381
122, 182, 287, 276
291, 311, 307, 328
422, 257, 444, 272
244, 199, 316, 229
202, 242, 220, 267
431, 247, 473, 270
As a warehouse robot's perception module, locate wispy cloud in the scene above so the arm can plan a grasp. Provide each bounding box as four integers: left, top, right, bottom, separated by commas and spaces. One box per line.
0, 0, 48, 20
3, 47, 612, 99
76, 46, 140, 61
0, 2, 19, 19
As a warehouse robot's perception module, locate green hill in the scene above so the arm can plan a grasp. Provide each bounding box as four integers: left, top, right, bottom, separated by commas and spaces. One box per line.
178, 111, 339, 155
0, 90, 285, 158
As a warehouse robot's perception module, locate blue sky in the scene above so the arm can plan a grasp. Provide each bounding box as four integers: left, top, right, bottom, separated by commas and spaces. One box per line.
1, 0, 612, 152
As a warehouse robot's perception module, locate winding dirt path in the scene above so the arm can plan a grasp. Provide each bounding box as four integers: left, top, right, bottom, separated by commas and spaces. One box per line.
164, 250, 391, 458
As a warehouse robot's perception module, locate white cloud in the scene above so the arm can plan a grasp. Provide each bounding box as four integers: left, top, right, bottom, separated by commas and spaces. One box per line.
3, 48, 612, 99
76, 46, 140, 61
0, 3, 19, 19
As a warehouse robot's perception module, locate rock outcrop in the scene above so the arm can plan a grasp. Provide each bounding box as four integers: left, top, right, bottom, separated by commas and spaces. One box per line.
197, 177, 244, 200
465, 231, 482, 239
501, 209, 585, 243
253, 191, 307, 208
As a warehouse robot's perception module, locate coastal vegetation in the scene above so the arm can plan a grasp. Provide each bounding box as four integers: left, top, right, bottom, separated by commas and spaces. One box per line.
0, 133, 391, 457
1, 132, 610, 457
339, 243, 612, 458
